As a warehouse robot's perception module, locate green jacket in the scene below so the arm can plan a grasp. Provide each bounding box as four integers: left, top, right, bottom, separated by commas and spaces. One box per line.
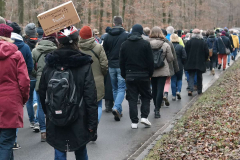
32, 40, 57, 91
79, 37, 108, 101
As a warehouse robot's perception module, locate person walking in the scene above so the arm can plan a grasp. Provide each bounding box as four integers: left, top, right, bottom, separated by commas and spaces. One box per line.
79, 26, 108, 140
39, 26, 98, 160
185, 29, 209, 96
231, 31, 239, 61
103, 16, 129, 121
207, 30, 218, 75
214, 31, 233, 71
0, 24, 30, 160
119, 24, 154, 128
32, 33, 58, 142
170, 34, 187, 100
93, 29, 102, 44
147, 26, 174, 118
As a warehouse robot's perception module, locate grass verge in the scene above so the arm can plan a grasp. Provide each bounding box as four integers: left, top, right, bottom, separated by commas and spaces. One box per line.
145, 60, 240, 159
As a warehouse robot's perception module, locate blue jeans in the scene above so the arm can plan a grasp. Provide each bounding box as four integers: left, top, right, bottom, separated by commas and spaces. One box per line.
171, 70, 183, 96
26, 80, 38, 123
36, 92, 46, 133
232, 49, 238, 60
54, 145, 88, 160
0, 128, 16, 160
228, 54, 231, 64
98, 100, 102, 122
185, 71, 197, 85
109, 68, 126, 114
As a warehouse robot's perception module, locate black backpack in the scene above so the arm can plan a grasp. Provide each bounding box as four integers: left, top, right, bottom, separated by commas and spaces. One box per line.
45, 66, 81, 127
152, 48, 165, 69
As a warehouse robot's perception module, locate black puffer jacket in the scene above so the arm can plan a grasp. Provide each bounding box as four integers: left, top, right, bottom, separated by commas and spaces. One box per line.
172, 42, 187, 71
39, 48, 98, 152
103, 27, 129, 68
119, 32, 154, 79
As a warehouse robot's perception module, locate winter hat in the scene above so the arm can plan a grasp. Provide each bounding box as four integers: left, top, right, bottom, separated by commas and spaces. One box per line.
105, 26, 111, 33
79, 26, 92, 39
177, 30, 182, 37
170, 34, 179, 43
132, 24, 143, 35
25, 23, 37, 38
221, 31, 226, 36
9, 22, 21, 35
58, 26, 79, 44
0, 16, 6, 24
192, 28, 200, 34
166, 26, 174, 34
42, 32, 58, 47
0, 24, 13, 38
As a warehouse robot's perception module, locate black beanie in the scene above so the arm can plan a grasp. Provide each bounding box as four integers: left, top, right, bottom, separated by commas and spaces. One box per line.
9, 22, 22, 35
161, 29, 167, 36
132, 24, 143, 35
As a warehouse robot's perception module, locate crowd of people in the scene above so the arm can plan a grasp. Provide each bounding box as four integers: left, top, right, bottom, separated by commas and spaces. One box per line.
0, 14, 239, 160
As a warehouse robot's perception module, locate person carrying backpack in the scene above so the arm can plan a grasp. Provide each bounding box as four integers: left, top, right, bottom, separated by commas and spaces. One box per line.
207, 30, 218, 75
79, 26, 108, 140
119, 24, 154, 129
39, 26, 98, 160
147, 26, 174, 118
170, 34, 187, 100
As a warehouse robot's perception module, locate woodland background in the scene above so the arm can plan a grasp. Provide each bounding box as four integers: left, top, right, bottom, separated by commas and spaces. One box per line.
0, 0, 240, 34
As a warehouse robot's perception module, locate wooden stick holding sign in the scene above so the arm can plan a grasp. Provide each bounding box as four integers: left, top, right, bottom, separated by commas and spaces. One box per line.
37, 1, 80, 36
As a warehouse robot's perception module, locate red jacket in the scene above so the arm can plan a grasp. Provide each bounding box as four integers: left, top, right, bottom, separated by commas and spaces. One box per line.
0, 41, 30, 128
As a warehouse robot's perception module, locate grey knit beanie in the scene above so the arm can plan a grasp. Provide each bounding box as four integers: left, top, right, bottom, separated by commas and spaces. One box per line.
166, 26, 174, 34
0, 16, 6, 24
25, 23, 37, 38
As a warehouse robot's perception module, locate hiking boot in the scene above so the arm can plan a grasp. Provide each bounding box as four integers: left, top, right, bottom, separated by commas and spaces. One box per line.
30, 122, 35, 128
188, 91, 193, 96
105, 100, 113, 113
218, 64, 222, 70
131, 123, 138, 129
172, 96, 176, 101
41, 132, 46, 142
112, 109, 121, 121
33, 123, 40, 132
176, 92, 181, 99
154, 111, 161, 119
163, 93, 170, 106
13, 142, 21, 150
141, 118, 151, 127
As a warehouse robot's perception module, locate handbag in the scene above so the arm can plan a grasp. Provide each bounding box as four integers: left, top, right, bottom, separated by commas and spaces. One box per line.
208, 38, 214, 57
220, 37, 231, 55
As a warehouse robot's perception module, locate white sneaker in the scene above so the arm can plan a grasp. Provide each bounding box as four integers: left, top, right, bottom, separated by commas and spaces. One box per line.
131, 123, 138, 129
141, 118, 151, 127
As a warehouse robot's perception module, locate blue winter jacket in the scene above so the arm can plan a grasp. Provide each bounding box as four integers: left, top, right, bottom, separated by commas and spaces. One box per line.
213, 36, 233, 54
14, 39, 33, 75
166, 34, 171, 41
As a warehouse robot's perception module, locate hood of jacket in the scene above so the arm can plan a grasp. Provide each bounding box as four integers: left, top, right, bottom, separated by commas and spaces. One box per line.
0, 41, 18, 60
11, 32, 23, 41
148, 38, 165, 49
108, 27, 126, 36
45, 48, 93, 68
36, 40, 57, 54
128, 32, 143, 41
14, 39, 25, 50
78, 37, 97, 50
208, 35, 216, 43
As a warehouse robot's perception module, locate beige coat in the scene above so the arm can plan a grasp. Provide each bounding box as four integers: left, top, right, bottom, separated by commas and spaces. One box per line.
79, 37, 108, 101
148, 38, 174, 77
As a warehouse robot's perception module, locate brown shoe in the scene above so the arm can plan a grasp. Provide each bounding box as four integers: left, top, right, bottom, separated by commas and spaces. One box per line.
188, 91, 193, 96
211, 69, 215, 76
41, 132, 46, 142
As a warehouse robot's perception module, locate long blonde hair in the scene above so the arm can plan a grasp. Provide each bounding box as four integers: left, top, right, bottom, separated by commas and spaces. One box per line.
149, 26, 165, 39
0, 36, 14, 43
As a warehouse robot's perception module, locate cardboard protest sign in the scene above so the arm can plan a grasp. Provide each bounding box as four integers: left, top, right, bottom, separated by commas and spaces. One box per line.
37, 1, 80, 36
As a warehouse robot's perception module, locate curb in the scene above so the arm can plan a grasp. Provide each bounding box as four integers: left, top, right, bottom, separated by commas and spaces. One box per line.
127, 60, 234, 160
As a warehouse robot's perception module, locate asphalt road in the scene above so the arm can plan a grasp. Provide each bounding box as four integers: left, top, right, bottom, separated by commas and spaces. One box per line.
14, 68, 225, 160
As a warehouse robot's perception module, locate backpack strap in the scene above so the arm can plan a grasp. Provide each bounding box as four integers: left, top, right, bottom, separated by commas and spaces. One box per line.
36, 53, 43, 64
90, 50, 100, 60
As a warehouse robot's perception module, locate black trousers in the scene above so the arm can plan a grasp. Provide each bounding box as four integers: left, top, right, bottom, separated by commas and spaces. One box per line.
126, 79, 152, 123
151, 77, 167, 111
210, 53, 218, 70
188, 70, 203, 94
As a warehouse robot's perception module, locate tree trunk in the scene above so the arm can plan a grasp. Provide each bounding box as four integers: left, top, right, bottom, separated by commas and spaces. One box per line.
99, 0, 104, 34
122, 0, 126, 22
88, 0, 92, 25
0, 0, 5, 17
18, 0, 24, 24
